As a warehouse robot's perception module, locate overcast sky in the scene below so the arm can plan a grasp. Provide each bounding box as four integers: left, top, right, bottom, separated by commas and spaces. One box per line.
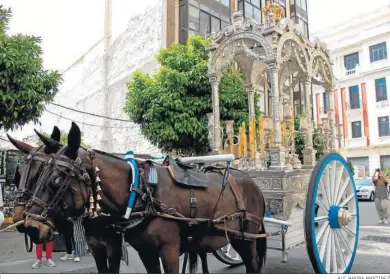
2, 0, 389, 72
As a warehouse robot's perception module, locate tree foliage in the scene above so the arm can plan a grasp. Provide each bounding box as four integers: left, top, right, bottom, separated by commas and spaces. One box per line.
347, 160, 355, 176
35, 130, 91, 149
0, 6, 62, 131
125, 36, 256, 155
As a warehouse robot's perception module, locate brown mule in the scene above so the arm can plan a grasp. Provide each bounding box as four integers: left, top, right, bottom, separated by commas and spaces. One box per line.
20, 122, 267, 273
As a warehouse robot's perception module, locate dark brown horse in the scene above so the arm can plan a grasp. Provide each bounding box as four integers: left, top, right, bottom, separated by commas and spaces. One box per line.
7, 128, 209, 274
17, 122, 267, 273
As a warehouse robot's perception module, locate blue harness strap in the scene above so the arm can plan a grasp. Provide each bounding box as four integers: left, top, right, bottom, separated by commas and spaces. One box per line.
124, 150, 139, 219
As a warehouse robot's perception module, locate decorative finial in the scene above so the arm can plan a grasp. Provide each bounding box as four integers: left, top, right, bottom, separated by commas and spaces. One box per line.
96, 193, 102, 201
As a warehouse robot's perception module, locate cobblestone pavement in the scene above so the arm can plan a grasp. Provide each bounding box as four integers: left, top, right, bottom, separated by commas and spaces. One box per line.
1, 201, 389, 274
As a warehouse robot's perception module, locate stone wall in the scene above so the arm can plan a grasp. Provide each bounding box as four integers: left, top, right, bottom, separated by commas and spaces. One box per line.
1, 0, 165, 156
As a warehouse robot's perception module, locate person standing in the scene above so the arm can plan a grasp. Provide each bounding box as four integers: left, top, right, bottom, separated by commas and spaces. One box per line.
32, 241, 56, 269
373, 169, 389, 224
71, 216, 87, 262
60, 220, 74, 261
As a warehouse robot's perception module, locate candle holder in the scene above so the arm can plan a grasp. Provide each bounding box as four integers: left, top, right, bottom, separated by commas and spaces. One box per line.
262, 117, 274, 169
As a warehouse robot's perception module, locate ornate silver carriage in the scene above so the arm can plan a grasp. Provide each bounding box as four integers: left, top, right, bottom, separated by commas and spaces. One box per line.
201, 7, 359, 274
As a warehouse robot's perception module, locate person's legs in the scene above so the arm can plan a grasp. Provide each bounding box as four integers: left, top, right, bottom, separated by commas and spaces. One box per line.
74, 241, 81, 262
381, 199, 390, 223
32, 244, 43, 269
45, 241, 56, 267
61, 223, 74, 260
375, 198, 384, 223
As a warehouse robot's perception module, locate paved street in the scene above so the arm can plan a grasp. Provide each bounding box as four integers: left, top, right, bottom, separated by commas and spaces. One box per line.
1, 200, 389, 274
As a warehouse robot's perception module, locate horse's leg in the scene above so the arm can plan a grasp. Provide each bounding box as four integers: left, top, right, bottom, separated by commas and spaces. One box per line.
137, 249, 162, 273
199, 251, 209, 274
145, 219, 181, 273
106, 233, 122, 273
86, 236, 109, 274
159, 245, 181, 273
230, 240, 260, 274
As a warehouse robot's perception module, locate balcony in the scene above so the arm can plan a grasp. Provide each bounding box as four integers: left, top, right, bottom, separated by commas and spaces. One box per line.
347, 137, 367, 149
345, 101, 362, 110
342, 65, 360, 79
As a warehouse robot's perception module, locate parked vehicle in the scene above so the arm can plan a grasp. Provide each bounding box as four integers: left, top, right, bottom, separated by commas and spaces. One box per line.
355, 177, 375, 201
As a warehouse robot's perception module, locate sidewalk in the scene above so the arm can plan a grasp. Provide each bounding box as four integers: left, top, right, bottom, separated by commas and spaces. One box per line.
0, 231, 97, 273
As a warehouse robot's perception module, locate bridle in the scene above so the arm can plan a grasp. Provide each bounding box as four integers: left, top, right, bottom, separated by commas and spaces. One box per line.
15, 145, 48, 207
23, 145, 91, 227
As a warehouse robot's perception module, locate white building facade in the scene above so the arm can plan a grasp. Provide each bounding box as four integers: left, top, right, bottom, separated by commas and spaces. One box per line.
313, 5, 390, 177
0, 0, 169, 156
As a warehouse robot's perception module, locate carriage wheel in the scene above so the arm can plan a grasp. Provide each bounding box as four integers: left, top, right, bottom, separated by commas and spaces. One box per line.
305, 153, 359, 274
213, 244, 243, 266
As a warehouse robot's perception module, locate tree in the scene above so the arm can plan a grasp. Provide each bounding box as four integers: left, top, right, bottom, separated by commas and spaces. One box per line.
35, 130, 91, 149
293, 116, 324, 162
125, 36, 256, 155
0, 6, 62, 131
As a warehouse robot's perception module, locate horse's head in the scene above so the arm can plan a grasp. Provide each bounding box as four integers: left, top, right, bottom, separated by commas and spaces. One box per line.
8, 127, 61, 236
22, 122, 91, 243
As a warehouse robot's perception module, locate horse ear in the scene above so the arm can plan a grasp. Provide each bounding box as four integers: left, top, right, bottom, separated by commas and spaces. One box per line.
51, 126, 61, 142
6, 134, 34, 154
65, 122, 81, 159
34, 129, 61, 154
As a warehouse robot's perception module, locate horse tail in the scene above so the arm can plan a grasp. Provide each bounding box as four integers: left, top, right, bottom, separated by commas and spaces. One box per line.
189, 252, 198, 274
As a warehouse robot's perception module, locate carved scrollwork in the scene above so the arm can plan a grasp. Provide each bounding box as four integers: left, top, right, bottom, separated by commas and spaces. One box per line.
253, 178, 272, 190
266, 198, 284, 217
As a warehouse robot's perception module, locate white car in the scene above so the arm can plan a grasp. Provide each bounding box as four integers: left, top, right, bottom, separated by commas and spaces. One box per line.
355, 178, 375, 201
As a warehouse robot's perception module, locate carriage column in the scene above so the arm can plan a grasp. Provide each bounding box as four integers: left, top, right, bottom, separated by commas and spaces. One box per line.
209, 74, 222, 153
268, 63, 286, 169
303, 75, 316, 168
245, 84, 256, 122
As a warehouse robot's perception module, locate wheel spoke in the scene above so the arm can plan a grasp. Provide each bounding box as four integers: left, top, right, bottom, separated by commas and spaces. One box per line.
340, 193, 355, 208
342, 226, 356, 237
330, 161, 336, 205
316, 222, 329, 244
319, 226, 331, 261
316, 197, 329, 214
336, 229, 352, 254
325, 230, 332, 273
321, 168, 332, 206
334, 165, 344, 206
331, 231, 337, 273
334, 231, 346, 271
315, 215, 328, 222
335, 175, 350, 206
319, 180, 331, 209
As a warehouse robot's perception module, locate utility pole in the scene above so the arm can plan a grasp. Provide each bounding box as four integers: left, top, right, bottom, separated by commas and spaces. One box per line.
104, 0, 112, 50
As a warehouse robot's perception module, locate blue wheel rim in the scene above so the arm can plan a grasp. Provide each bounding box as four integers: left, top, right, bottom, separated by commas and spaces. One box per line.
310, 153, 359, 274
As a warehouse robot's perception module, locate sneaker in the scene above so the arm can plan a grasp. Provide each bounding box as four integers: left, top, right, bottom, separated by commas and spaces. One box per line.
60, 254, 73, 261
384, 219, 389, 225
379, 220, 384, 224
32, 259, 42, 269
46, 259, 56, 267
74, 257, 80, 262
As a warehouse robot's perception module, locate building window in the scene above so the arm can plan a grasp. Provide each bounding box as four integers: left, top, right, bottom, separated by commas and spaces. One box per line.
179, 0, 231, 44
238, 0, 262, 23
323, 92, 329, 113
378, 116, 390, 137
344, 52, 359, 71
369, 42, 387, 63
376, 78, 387, 102
351, 121, 362, 138
290, 0, 309, 39
349, 85, 360, 109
